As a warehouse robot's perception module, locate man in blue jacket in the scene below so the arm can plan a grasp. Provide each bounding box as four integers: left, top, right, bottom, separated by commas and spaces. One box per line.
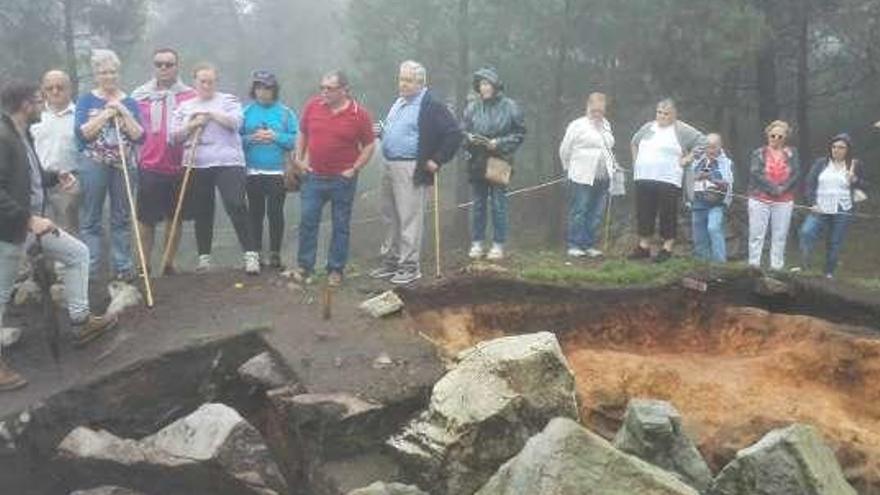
370, 61, 463, 285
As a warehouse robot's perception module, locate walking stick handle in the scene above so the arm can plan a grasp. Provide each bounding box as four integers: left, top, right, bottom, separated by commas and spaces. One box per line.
114, 117, 155, 308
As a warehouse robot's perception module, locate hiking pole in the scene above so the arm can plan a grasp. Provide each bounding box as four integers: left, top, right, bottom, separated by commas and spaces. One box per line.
161, 125, 203, 274
433, 171, 442, 278
114, 117, 155, 308
28, 232, 61, 363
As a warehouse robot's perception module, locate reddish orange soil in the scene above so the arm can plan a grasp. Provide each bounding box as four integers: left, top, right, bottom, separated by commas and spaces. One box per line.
417, 304, 880, 492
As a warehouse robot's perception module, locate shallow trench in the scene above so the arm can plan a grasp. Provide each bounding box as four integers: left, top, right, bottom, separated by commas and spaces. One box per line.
400, 274, 880, 494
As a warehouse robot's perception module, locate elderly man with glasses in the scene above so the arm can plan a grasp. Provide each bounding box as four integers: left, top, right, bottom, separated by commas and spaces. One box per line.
289, 70, 376, 287
131, 48, 197, 275
30, 70, 80, 233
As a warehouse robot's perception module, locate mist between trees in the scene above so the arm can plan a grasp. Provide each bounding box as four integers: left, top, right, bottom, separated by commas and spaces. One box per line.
3, 0, 880, 274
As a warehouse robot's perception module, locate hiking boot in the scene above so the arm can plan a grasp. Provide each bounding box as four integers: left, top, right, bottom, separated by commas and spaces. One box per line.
195, 254, 212, 273
244, 251, 261, 275
586, 248, 604, 258
71, 314, 118, 348
654, 249, 673, 264
0, 327, 22, 348
486, 243, 505, 261
369, 264, 398, 280
567, 247, 586, 258
327, 271, 343, 287
390, 269, 422, 285
0, 359, 27, 391
468, 242, 484, 260
628, 245, 651, 260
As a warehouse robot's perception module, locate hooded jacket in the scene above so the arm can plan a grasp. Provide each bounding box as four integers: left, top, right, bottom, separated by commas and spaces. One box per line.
463, 67, 526, 182
0, 113, 59, 244
803, 133, 869, 207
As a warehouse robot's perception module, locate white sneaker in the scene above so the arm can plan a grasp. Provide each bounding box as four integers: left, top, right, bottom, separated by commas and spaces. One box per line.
567, 248, 586, 257
468, 242, 484, 259
586, 248, 604, 258
486, 243, 505, 261
0, 327, 22, 348
195, 254, 212, 273
244, 251, 260, 275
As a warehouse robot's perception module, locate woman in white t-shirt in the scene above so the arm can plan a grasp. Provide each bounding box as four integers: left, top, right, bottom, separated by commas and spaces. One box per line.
629, 99, 706, 263
797, 133, 867, 278
558, 93, 616, 258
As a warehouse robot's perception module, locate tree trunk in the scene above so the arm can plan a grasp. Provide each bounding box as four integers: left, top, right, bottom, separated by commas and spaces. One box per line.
548, 0, 573, 245
62, 0, 78, 94
795, 1, 811, 157
453, 0, 471, 239
754, 1, 778, 126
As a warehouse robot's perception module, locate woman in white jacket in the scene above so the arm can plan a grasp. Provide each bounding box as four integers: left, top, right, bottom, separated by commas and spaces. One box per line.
559, 93, 616, 257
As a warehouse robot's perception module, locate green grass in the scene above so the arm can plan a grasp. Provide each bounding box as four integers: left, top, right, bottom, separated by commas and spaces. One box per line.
515, 251, 710, 286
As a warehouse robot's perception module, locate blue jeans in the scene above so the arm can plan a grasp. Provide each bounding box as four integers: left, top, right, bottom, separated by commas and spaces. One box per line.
471, 180, 508, 244
297, 174, 357, 274
567, 180, 608, 250
692, 206, 727, 262
78, 157, 134, 277
799, 213, 850, 275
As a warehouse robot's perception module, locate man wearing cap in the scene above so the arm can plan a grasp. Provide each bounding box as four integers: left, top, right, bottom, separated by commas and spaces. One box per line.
242, 70, 298, 269
131, 48, 197, 275
290, 70, 375, 287
369, 60, 462, 285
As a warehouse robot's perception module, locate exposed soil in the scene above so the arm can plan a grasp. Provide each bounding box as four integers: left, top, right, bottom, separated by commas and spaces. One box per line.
403, 274, 880, 493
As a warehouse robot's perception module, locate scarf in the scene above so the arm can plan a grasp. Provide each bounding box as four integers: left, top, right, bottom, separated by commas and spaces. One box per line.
131, 79, 192, 140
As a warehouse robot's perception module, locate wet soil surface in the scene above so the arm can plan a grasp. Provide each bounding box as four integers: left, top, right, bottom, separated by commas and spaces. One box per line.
1, 269, 444, 421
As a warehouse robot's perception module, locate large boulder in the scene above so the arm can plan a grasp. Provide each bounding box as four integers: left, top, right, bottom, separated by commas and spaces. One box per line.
56, 403, 287, 495
388, 332, 579, 495
347, 481, 428, 495
710, 424, 856, 495
475, 417, 700, 495
613, 399, 713, 491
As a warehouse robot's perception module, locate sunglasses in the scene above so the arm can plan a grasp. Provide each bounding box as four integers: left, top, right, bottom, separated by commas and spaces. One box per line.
769, 134, 785, 140
154, 61, 176, 69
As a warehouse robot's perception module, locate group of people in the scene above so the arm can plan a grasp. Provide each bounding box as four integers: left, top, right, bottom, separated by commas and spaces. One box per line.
0, 48, 871, 391
560, 96, 869, 279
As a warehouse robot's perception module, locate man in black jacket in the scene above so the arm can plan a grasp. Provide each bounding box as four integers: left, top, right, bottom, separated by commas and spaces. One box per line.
0, 82, 116, 391
370, 61, 463, 285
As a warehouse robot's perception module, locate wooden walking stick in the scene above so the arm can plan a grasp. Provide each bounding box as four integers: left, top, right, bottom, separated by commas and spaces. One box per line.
114, 117, 155, 308
160, 125, 203, 274
433, 172, 442, 278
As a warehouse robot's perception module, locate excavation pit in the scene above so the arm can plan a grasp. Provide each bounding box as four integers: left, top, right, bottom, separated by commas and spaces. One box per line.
401, 274, 880, 493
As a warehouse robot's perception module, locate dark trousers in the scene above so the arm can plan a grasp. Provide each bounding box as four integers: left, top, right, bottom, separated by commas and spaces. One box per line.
297, 174, 357, 274
192, 166, 254, 255
246, 175, 287, 253
635, 180, 681, 240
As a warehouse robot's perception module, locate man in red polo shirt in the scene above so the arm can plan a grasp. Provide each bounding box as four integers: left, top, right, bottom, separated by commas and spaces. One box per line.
290, 70, 375, 286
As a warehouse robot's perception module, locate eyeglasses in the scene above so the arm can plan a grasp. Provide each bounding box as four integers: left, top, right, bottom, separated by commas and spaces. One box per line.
43, 85, 66, 92
153, 61, 176, 69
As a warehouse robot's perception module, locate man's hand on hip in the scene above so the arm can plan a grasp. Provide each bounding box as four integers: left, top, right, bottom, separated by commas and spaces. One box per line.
341, 167, 357, 179
426, 160, 440, 173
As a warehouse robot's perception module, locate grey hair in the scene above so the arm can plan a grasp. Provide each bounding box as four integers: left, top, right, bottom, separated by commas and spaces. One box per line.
90, 49, 121, 72
399, 60, 427, 85
323, 69, 350, 88
657, 98, 677, 112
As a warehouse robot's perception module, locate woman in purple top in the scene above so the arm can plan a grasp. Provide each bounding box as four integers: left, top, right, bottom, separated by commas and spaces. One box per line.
75, 49, 144, 280
171, 63, 258, 275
